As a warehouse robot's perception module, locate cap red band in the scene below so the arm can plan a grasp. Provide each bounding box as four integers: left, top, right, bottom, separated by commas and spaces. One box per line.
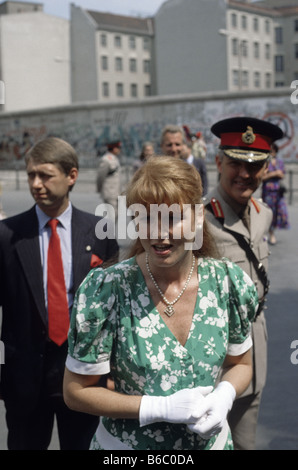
220, 132, 272, 150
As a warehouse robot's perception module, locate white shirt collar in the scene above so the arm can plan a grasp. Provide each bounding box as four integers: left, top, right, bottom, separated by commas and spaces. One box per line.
35, 202, 72, 231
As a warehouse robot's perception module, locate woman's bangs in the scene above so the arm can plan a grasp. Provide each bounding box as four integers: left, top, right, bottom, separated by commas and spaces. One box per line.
129, 179, 186, 209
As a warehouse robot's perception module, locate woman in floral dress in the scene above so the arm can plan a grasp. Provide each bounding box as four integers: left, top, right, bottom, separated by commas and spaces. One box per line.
262, 143, 289, 245
63, 157, 258, 450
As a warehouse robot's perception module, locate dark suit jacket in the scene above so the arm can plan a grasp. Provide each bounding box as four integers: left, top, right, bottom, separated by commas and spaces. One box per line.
192, 158, 208, 196
0, 205, 118, 416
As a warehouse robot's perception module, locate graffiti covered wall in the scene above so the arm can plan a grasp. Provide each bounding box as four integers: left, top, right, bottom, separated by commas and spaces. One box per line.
0, 89, 297, 168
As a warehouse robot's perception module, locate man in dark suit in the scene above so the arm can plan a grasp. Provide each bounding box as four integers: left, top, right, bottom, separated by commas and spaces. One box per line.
181, 141, 208, 196
0, 137, 119, 450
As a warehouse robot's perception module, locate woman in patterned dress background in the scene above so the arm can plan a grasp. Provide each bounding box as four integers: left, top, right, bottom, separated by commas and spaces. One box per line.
262, 143, 290, 245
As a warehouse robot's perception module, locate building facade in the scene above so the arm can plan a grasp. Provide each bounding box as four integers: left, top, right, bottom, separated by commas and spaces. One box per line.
0, 1, 70, 112
70, 4, 155, 103
229, 0, 298, 89
0, 1, 298, 112
154, 0, 298, 95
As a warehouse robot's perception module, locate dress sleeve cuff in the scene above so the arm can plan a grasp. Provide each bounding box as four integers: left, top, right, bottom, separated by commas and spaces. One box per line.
227, 335, 252, 356
65, 354, 111, 375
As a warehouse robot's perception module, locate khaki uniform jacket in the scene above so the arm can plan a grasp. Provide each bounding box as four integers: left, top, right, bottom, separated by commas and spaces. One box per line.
204, 185, 273, 395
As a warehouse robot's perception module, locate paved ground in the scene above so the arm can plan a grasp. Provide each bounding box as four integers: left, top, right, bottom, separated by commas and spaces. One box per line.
255, 204, 298, 450
0, 168, 297, 450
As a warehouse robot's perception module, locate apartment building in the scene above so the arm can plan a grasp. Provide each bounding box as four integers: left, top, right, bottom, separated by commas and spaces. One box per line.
0, 0, 298, 112
71, 4, 155, 103
225, 1, 276, 91
154, 0, 298, 95
229, 0, 298, 89
0, 1, 70, 112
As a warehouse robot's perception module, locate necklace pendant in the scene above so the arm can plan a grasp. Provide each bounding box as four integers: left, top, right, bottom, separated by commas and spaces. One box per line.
164, 305, 175, 317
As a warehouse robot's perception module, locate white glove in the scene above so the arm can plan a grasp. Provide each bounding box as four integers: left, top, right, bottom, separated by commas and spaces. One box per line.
187, 381, 236, 439
139, 386, 213, 427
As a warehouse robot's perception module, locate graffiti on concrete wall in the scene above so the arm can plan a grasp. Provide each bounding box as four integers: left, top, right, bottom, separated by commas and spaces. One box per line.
0, 92, 297, 167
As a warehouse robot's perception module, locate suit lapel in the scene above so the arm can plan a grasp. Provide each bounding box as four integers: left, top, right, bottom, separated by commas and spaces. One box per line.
15, 208, 47, 325
71, 207, 92, 292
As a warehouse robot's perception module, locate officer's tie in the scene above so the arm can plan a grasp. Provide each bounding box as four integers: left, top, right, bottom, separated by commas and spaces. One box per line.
47, 219, 69, 346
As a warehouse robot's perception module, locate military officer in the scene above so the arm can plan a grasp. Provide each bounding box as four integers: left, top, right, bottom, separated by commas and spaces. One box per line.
96, 140, 122, 219
204, 116, 283, 450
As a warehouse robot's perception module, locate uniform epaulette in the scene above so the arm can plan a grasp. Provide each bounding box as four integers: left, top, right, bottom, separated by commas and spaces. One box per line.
251, 197, 260, 213
210, 198, 225, 219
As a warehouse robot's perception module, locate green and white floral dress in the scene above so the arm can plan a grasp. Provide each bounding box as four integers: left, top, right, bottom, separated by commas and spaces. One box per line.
66, 256, 258, 450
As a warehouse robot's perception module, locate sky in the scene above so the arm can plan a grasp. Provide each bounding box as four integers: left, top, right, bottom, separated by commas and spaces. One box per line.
12, 0, 260, 19
23, 0, 167, 18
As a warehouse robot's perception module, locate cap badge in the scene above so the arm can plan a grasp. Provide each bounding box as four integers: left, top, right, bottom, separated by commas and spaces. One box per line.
242, 126, 256, 145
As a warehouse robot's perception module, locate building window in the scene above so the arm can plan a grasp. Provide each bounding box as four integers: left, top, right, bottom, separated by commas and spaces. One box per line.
275, 27, 283, 44
265, 19, 270, 34
131, 83, 138, 97
241, 40, 248, 58
129, 36, 136, 49
101, 34, 107, 47
232, 38, 238, 56
254, 71, 261, 88
115, 57, 123, 71
143, 37, 150, 51
144, 84, 151, 96
116, 83, 124, 97
231, 13, 237, 28
232, 69, 239, 87
143, 59, 150, 74
265, 73, 271, 88
265, 44, 271, 60
129, 58, 137, 72
101, 56, 108, 70
275, 55, 284, 72
102, 82, 109, 97
254, 42, 260, 59
253, 17, 259, 32
242, 70, 249, 88
241, 15, 247, 30
295, 44, 298, 59
294, 19, 298, 32
114, 35, 122, 48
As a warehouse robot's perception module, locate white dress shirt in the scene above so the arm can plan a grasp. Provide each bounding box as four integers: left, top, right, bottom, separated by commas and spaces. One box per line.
35, 203, 73, 315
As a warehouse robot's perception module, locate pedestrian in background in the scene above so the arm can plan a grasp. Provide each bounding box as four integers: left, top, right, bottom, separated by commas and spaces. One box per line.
0, 137, 118, 450
262, 143, 290, 245
96, 140, 122, 219
182, 141, 208, 196
204, 116, 283, 450
192, 131, 207, 160
160, 124, 185, 159
133, 141, 155, 172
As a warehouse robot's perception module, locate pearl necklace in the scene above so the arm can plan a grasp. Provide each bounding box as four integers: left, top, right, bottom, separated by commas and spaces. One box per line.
145, 253, 196, 317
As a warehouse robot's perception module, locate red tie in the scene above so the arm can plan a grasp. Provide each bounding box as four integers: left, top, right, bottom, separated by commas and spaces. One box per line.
47, 219, 69, 346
